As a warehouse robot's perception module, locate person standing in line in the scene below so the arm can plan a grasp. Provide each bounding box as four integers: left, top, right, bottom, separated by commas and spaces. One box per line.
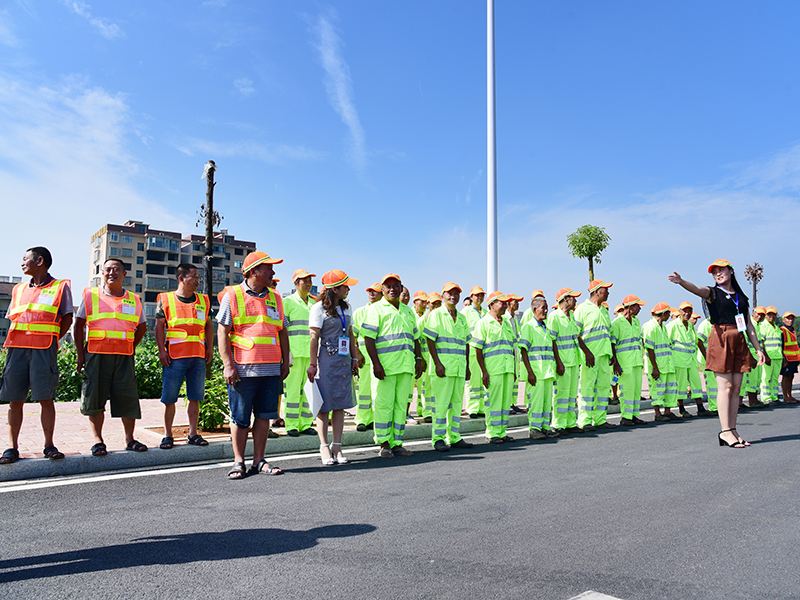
759, 306, 784, 404
573, 280, 619, 431
217, 251, 288, 478
0, 247, 73, 464
504, 293, 525, 415
668, 260, 765, 448
427, 292, 442, 311
547, 288, 588, 435
362, 274, 425, 457
473, 292, 516, 444
780, 312, 799, 403
643, 302, 679, 422
696, 316, 718, 415
412, 291, 432, 423
518, 295, 560, 439
74, 258, 147, 456
352, 283, 382, 432
423, 283, 474, 451
155, 263, 213, 449
521, 290, 546, 325
307, 270, 361, 465
739, 307, 767, 410
282, 269, 317, 437
667, 302, 706, 419
610, 295, 648, 426
688, 312, 715, 416
461, 286, 487, 418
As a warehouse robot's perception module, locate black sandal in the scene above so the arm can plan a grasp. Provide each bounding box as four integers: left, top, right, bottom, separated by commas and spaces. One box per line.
718, 430, 745, 448
91, 443, 107, 457
43, 446, 65, 460
187, 434, 208, 446
0, 448, 20, 464
228, 462, 247, 480
126, 440, 148, 452
159, 437, 174, 449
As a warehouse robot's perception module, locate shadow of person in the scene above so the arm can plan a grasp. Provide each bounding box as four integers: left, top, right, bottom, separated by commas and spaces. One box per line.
0, 524, 376, 583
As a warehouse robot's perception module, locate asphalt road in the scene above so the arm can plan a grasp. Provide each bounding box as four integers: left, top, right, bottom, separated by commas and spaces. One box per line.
1, 404, 798, 600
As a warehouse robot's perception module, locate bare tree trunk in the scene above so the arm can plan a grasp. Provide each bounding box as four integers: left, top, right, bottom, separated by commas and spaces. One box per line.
753, 280, 757, 308
588, 256, 594, 283
204, 164, 216, 298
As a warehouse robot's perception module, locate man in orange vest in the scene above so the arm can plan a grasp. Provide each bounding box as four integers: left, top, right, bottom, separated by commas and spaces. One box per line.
154, 263, 213, 449
781, 311, 799, 404
217, 251, 290, 479
0, 247, 73, 464
74, 258, 148, 456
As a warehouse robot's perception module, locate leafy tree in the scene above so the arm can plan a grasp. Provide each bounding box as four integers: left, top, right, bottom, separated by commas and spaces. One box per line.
566, 224, 611, 282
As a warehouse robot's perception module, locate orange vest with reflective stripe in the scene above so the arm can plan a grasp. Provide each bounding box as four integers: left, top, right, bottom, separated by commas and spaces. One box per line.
159, 292, 209, 359
223, 285, 283, 365
4, 279, 70, 349
84, 287, 142, 355
782, 326, 800, 362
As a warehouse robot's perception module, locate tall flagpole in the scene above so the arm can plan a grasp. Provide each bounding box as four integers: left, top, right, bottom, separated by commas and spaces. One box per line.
487, 0, 498, 294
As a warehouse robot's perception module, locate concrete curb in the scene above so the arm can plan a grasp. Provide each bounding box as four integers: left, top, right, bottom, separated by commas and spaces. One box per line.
0, 401, 650, 483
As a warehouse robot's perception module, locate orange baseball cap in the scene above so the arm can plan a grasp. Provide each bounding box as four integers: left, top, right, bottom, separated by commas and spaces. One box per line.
765, 306, 778, 314
381, 273, 402, 284
556, 287, 581, 302
589, 279, 613, 293
292, 269, 316, 282
784, 311, 795, 319
622, 294, 646, 307
272, 278, 280, 284
365, 282, 382, 292
486, 291, 508, 304
428, 292, 442, 301
469, 286, 485, 296
441, 282, 462, 293
242, 251, 283, 273
530, 289, 545, 300
652, 302, 671, 315
614, 304, 624, 314
506, 293, 524, 302
679, 301, 693, 310
413, 291, 428, 302
321, 270, 358, 288
708, 259, 733, 273
754, 306, 766, 315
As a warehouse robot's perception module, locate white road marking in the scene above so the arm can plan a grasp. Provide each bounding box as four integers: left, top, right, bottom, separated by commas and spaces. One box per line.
568, 592, 624, 600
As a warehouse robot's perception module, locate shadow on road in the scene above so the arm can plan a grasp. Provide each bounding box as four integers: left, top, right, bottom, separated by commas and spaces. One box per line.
0, 523, 376, 583
752, 433, 800, 444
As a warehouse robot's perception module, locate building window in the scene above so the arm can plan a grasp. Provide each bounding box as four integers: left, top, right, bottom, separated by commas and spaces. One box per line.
123, 277, 132, 286
225, 253, 230, 260
120, 248, 133, 257
192, 256, 202, 264
138, 224, 146, 233
95, 265, 100, 274
93, 237, 101, 248
225, 265, 230, 273
121, 235, 134, 244
109, 246, 119, 256
225, 235, 232, 243
137, 242, 144, 251
234, 260, 243, 268
234, 248, 244, 256
213, 244, 226, 255
135, 284, 142, 293
193, 243, 203, 252
109, 232, 119, 242
136, 270, 143, 279
136, 256, 143, 264
93, 250, 100, 262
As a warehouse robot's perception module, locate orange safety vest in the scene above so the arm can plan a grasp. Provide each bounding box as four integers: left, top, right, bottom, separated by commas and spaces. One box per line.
223, 285, 283, 364
159, 291, 209, 359
4, 279, 70, 349
84, 287, 143, 355
782, 326, 800, 362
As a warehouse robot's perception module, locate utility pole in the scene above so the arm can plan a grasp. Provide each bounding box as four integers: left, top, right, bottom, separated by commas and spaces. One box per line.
486, 0, 498, 294
198, 160, 222, 298
744, 263, 764, 307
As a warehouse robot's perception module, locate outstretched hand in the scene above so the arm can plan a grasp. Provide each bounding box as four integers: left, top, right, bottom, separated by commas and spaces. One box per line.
667, 271, 682, 285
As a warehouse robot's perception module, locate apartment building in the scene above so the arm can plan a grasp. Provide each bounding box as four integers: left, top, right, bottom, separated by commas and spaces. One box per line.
0, 275, 23, 346
90, 220, 255, 330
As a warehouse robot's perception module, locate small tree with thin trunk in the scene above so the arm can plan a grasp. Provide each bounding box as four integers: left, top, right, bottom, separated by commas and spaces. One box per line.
567, 224, 611, 283
744, 263, 764, 307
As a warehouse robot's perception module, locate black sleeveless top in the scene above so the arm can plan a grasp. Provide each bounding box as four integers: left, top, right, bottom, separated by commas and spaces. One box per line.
706, 285, 749, 326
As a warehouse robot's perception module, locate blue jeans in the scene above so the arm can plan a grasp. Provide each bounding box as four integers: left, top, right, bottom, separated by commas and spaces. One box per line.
161, 357, 206, 404
227, 376, 280, 428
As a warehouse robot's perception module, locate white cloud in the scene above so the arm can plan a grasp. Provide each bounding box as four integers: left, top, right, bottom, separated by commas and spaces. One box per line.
409, 147, 800, 313
176, 137, 325, 163
311, 11, 368, 177
62, 1, 123, 40
0, 11, 19, 47
233, 77, 254, 97
0, 72, 185, 290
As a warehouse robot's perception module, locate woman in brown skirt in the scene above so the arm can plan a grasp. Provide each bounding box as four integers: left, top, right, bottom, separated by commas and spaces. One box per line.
668, 259, 765, 448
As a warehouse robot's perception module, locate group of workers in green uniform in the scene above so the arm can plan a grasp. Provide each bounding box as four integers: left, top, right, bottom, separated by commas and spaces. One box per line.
279, 273, 798, 457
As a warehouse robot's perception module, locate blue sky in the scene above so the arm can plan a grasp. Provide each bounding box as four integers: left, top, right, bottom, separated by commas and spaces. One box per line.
1, 1, 799, 313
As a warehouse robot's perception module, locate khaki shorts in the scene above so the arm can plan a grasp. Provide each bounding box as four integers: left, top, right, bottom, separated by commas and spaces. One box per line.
80, 352, 141, 419
0, 341, 59, 403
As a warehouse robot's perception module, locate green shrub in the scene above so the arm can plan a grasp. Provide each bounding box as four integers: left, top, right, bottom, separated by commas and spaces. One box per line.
56, 343, 83, 402
198, 351, 230, 430
134, 337, 163, 399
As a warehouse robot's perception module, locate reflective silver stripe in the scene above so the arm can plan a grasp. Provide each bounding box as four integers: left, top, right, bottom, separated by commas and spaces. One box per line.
374, 422, 391, 430
526, 353, 553, 361
616, 343, 640, 353
582, 333, 609, 344
654, 351, 671, 357
472, 337, 485, 348
288, 320, 309, 327
376, 344, 413, 354
483, 339, 513, 350
585, 325, 609, 335
423, 327, 437, 339
437, 347, 466, 355
285, 402, 300, 409
361, 323, 378, 333
483, 348, 514, 358
287, 330, 308, 337
437, 336, 466, 346
376, 332, 414, 343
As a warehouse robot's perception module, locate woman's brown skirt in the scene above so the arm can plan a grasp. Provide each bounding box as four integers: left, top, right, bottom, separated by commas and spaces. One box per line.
705, 324, 751, 374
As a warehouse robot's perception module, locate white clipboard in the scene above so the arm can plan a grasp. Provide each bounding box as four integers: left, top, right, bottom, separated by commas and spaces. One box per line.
304, 376, 324, 418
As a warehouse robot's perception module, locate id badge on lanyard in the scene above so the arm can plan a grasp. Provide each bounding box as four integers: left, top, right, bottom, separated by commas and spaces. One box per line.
735, 314, 746, 332
337, 308, 350, 356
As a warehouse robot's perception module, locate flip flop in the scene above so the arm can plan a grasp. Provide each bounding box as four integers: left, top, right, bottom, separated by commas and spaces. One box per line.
43, 446, 65, 460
